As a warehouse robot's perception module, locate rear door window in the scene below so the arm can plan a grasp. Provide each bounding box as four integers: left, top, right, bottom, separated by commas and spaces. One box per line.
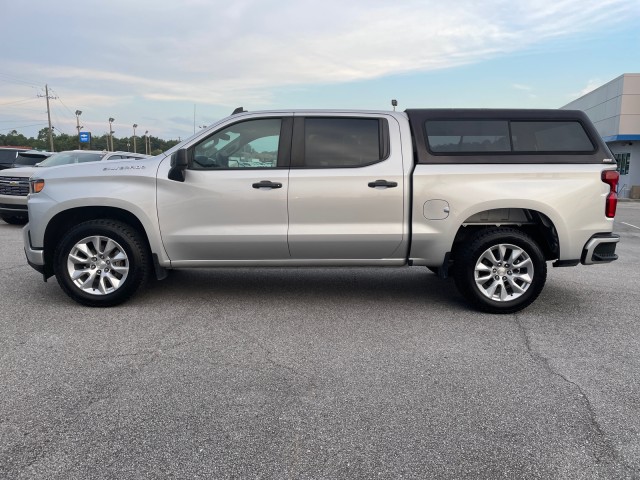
299, 118, 388, 167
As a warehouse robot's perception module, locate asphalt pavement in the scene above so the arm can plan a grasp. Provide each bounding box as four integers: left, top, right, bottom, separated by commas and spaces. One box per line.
1, 204, 639, 479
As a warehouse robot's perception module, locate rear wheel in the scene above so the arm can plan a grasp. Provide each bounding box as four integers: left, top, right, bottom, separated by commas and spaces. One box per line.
453, 228, 547, 314
53, 220, 149, 307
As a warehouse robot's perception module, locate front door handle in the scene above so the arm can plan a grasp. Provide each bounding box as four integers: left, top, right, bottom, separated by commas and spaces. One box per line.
368, 179, 398, 188
252, 180, 283, 189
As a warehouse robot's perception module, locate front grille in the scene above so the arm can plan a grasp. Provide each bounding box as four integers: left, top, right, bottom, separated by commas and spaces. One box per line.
0, 177, 29, 196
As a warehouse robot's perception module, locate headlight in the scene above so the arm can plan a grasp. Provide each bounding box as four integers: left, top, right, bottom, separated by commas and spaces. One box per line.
30, 179, 45, 194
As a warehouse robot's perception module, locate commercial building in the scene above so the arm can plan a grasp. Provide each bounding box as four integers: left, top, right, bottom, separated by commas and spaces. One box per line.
563, 73, 640, 198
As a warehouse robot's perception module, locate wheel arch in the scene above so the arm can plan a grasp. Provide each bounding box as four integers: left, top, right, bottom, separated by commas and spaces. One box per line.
42, 206, 154, 279
451, 208, 560, 262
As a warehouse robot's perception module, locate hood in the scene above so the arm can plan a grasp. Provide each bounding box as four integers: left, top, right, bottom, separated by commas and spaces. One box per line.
29, 153, 167, 181
0, 166, 38, 178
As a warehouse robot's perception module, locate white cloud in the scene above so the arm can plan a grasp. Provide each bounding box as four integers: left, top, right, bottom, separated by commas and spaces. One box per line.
6, 0, 639, 104
572, 79, 606, 99
511, 84, 537, 99
512, 84, 533, 92
1, 0, 638, 137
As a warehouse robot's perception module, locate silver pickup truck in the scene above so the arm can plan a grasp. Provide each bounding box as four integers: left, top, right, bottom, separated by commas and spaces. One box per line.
23, 108, 620, 313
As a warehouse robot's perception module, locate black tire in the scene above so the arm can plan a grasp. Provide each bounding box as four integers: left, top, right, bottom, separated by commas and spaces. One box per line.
53, 219, 149, 307
453, 228, 547, 314
1, 214, 28, 225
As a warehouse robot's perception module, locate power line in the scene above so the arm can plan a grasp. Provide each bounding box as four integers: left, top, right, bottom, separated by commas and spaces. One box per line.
0, 97, 38, 107
51, 106, 71, 136
0, 72, 42, 88
1, 123, 48, 132
50, 89, 77, 119
1, 108, 46, 115
48, 90, 74, 136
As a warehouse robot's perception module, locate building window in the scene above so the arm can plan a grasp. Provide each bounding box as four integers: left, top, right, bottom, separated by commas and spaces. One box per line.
614, 153, 630, 175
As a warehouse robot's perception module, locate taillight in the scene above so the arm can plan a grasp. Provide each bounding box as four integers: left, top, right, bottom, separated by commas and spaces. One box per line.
601, 170, 619, 218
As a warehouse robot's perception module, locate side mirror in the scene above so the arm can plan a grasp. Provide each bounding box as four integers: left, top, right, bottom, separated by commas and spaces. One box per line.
168, 149, 188, 182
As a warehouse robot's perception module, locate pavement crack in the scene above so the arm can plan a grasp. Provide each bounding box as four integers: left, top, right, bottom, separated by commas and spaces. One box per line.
164, 336, 199, 351
86, 351, 153, 360
514, 315, 638, 475
230, 325, 301, 376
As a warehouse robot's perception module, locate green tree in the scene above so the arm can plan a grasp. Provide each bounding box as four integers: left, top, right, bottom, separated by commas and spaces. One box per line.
55, 133, 77, 151
2, 130, 31, 147
1, 129, 181, 155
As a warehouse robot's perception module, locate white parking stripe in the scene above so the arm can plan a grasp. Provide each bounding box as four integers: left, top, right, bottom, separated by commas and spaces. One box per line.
621, 222, 640, 230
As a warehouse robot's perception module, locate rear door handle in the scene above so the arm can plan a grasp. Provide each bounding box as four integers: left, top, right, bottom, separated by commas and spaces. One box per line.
368, 179, 398, 188
252, 180, 283, 189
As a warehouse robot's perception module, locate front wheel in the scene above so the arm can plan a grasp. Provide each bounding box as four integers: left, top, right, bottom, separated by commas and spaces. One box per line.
453, 228, 547, 314
53, 220, 149, 307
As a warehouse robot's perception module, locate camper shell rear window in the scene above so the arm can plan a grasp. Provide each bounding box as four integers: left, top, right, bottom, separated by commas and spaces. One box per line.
426, 119, 595, 154
406, 109, 605, 165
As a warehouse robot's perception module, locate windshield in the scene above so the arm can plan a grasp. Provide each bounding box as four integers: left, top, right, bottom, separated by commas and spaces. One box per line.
14, 155, 43, 166
38, 151, 106, 167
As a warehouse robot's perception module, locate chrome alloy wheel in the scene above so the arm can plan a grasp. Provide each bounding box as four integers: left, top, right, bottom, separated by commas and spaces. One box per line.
66, 235, 130, 295
474, 243, 533, 302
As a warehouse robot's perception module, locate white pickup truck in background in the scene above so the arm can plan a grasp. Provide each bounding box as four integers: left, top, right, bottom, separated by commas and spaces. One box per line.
23, 108, 620, 313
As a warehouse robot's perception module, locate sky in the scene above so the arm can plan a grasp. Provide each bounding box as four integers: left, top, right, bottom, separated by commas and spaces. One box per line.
1, 0, 639, 143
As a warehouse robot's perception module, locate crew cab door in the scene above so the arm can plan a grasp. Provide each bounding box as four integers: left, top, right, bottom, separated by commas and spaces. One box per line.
287, 114, 406, 260
156, 115, 293, 262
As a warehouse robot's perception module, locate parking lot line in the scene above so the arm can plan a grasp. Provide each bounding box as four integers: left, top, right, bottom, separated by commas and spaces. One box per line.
621, 221, 640, 230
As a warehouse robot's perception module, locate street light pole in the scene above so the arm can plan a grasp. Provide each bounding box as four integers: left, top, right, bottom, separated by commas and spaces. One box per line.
108, 117, 115, 151
145, 130, 150, 155
75, 110, 83, 149
132, 124, 138, 153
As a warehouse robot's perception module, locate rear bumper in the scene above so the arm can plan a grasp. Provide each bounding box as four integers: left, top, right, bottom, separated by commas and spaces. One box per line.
581, 233, 620, 265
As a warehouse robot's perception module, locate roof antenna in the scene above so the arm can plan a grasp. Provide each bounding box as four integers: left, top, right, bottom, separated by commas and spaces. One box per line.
232, 107, 246, 115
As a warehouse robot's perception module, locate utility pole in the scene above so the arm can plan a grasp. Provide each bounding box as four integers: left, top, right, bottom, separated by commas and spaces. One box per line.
38, 84, 57, 151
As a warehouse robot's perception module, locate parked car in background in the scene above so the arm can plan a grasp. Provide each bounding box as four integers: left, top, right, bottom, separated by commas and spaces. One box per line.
0, 146, 31, 170
0, 150, 150, 225
11, 150, 54, 168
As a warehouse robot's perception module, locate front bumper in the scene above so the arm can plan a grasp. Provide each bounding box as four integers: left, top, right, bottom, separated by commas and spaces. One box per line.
23, 226, 45, 273
0, 202, 28, 218
0, 191, 29, 218
581, 233, 620, 265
